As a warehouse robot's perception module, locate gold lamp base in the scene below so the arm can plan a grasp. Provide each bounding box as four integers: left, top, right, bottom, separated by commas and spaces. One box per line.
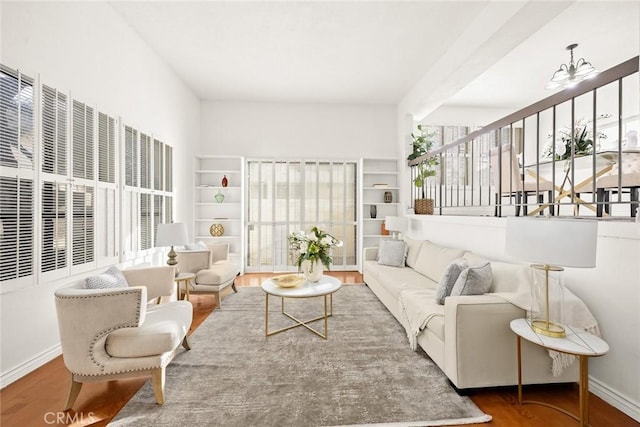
530, 319, 566, 338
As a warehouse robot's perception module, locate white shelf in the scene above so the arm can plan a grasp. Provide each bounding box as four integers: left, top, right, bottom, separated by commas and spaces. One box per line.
358, 157, 401, 273
194, 155, 245, 274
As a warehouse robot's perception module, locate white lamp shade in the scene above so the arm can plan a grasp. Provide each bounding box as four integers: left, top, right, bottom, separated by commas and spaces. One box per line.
506, 217, 597, 268
156, 222, 189, 247
385, 216, 408, 233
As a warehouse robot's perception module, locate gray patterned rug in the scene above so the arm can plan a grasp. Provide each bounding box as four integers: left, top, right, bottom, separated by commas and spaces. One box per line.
110, 284, 491, 426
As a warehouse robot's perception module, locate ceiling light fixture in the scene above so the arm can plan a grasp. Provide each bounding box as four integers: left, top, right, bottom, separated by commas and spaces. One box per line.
545, 43, 598, 90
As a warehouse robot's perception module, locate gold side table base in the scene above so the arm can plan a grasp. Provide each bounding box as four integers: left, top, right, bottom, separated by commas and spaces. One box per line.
517, 336, 590, 426
265, 293, 333, 340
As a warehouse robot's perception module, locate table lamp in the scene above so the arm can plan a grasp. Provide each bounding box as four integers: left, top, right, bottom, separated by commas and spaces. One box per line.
156, 222, 189, 266
505, 217, 597, 338
385, 216, 408, 240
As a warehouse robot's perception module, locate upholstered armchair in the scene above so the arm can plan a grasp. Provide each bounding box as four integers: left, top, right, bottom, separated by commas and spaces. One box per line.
176, 243, 239, 307
54, 266, 192, 410
490, 144, 555, 216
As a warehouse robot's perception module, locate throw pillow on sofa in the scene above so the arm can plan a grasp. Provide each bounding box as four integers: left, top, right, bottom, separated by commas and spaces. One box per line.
377, 239, 407, 268
450, 262, 493, 297
86, 266, 129, 289
435, 258, 468, 304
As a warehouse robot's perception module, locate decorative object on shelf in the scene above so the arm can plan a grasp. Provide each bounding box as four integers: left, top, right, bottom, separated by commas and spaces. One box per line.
506, 217, 598, 338
221, 175, 228, 187
155, 222, 189, 272
408, 124, 438, 215
381, 221, 389, 236
209, 223, 224, 237
289, 226, 343, 282
545, 43, 598, 90
214, 190, 224, 203
385, 216, 408, 239
384, 191, 392, 203
370, 205, 377, 219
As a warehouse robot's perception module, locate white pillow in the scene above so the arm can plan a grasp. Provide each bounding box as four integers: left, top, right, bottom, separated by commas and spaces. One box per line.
184, 241, 208, 250
377, 240, 407, 268
86, 266, 129, 289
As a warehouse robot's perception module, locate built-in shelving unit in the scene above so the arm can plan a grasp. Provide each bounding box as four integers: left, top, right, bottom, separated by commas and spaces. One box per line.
193, 155, 245, 272
358, 157, 401, 271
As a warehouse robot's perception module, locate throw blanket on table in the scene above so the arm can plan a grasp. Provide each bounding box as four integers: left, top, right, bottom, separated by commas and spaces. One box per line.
493, 286, 600, 376
398, 288, 442, 351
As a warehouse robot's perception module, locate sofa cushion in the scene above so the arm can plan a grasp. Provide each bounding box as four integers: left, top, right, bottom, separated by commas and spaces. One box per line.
85, 266, 129, 289
435, 258, 468, 305
197, 261, 238, 285
451, 262, 493, 297
413, 241, 465, 282
377, 239, 406, 267
205, 243, 230, 263
105, 301, 192, 358
404, 237, 424, 268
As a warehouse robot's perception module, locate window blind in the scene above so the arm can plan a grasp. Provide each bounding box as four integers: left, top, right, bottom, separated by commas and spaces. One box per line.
72, 100, 94, 180
98, 112, 116, 183
124, 125, 138, 187
41, 181, 67, 273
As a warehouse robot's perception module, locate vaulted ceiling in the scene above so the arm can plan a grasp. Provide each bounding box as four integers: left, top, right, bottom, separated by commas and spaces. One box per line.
110, 1, 640, 119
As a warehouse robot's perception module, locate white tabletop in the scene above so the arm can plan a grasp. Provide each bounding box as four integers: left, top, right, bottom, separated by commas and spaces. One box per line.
261, 275, 342, 298
510, 318, 609, 357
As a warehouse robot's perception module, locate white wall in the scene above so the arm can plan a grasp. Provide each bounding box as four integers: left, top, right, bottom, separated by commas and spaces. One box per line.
0, 2, 200, 386
200, 101, 397, 160
406, 215, 640, 421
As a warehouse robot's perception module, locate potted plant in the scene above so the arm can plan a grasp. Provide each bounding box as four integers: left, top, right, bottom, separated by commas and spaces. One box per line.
408, 124, 438, 214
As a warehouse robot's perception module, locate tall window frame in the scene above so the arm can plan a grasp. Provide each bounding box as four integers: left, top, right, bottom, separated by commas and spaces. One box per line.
246, 159, 358, 272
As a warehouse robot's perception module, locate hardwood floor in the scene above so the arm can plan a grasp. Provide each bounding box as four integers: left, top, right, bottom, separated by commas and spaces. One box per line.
1, 272, 636, 427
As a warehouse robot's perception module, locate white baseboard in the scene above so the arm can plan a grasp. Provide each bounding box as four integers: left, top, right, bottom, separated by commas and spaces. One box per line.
0, 344, 61, 389
590, 375, 640, 422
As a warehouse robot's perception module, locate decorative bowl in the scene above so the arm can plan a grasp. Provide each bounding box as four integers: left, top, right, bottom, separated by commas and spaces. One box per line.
271, 274, 304, 288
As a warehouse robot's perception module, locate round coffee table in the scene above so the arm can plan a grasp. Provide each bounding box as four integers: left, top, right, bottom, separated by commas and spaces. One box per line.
261, 274, 341, 340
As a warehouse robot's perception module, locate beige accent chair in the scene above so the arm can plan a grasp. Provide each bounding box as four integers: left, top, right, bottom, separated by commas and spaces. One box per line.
176, 243, 239, 307
54, 266, 192, 410
490, 144, 554, 216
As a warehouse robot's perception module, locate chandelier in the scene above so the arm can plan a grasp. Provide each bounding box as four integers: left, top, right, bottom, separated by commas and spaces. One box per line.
545, 43, 598, 90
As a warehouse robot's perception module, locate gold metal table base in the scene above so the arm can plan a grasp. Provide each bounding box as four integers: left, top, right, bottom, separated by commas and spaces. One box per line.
517, 336, 590, 426
265, 293, 334, 340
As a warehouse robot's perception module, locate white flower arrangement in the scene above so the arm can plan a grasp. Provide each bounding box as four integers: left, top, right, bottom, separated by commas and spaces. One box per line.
288, 226, 343, 271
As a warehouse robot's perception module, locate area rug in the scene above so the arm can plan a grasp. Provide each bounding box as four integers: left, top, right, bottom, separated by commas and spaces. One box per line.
110, 284, 491, 426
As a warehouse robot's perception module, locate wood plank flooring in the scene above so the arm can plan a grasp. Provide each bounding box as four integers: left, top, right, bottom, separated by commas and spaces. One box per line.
1, 272, 637, 427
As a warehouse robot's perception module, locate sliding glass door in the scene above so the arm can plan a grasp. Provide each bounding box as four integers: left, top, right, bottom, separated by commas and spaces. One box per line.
246, 160, 357, 272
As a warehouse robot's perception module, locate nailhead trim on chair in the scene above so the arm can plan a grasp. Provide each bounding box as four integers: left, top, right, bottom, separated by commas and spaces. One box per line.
58, 289, 142, 374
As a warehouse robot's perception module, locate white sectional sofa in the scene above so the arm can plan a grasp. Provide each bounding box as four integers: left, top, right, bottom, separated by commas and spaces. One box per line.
363, 238, 578, 390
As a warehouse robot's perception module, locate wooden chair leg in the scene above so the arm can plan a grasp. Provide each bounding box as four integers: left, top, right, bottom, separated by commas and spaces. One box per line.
231, 280, 237, 293
152, 367, 166, 405
63, 374, 83, 411
515, 192, 521, 217
182, 335, 191, 350
547, 191, 555, 216
214, 291, 221, 308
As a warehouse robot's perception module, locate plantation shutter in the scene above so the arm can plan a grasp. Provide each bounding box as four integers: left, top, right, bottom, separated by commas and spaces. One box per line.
72, 185, 94, 266
124, 126, 138, 187
153, 194, 163, 246
153, 138, 163, 191
140, 133, 151, 189
41, 86, 67, 175
0, 66, 35, 286
165, 144, 173, 192
41, 181, 67, 274
165, 195, 173, 224
140, 193, 152, 250
72, 100, 94, 180
98, 112, 116, 183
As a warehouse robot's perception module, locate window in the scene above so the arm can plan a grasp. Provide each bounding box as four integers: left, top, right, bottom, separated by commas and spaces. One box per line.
0, 66, 35, 287
246, 160, 357, 272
